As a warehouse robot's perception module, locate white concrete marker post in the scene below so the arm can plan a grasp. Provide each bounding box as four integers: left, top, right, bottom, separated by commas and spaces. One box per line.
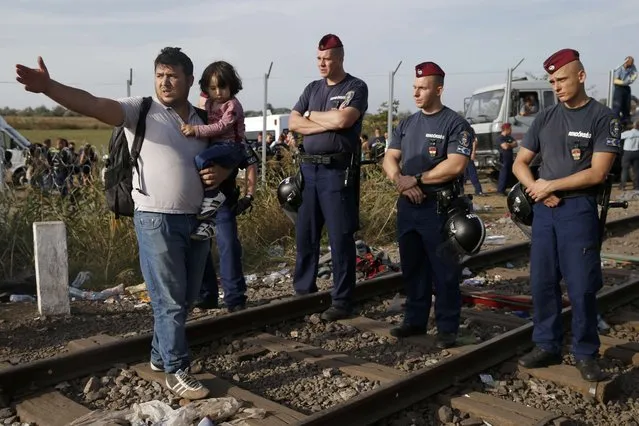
33, 221, 70, 316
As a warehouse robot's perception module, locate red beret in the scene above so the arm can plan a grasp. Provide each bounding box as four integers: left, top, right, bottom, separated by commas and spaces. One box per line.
318, 34, 343, 51
415, 62, 445, 78
501, 123, 512, 130
200, 91, 209, 99
543, 49, 580, 74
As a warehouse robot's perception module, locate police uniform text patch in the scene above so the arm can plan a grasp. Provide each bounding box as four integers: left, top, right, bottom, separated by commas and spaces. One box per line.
456, 146, 471, 156
610, 118, 621, 139
606, 137, 621, 148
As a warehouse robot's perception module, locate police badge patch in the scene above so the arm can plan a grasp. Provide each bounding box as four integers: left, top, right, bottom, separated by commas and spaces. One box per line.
459, 131, 471, 148
610, 118, 621, 139
339, 91, 355, 109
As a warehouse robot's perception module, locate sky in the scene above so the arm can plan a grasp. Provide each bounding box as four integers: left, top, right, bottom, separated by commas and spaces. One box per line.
1, 0, 637, 115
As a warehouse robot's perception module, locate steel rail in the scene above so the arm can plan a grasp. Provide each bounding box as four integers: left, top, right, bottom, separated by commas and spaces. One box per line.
0, 214, 637, 400
295, 275, 639, 426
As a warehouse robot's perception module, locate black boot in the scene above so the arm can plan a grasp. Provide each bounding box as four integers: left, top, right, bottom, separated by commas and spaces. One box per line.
435, 332, 457, 349
194, 297, 219, 310
390, 324, 427, 338
320, 306, 352, 321
575, 358, 604, 382
518, 347, 562, 368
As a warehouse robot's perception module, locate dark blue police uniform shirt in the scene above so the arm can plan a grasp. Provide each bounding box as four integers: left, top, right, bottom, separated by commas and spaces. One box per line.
498, 135, 515, 163
521, 98, 622, 180
389, 107, 474, 187
292, 74, 368, 155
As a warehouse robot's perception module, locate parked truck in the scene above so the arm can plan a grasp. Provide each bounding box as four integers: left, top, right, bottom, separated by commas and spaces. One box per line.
464, 75, 556, 171
0, 115, 31, 186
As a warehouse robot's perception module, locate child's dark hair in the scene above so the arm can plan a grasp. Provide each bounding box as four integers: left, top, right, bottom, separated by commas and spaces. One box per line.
199, 61, 243, 97
154, 47, 194, 77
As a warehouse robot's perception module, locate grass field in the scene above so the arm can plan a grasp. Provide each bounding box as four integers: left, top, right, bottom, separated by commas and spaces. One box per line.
19, 129, 112, 153
5, 116, 113, 153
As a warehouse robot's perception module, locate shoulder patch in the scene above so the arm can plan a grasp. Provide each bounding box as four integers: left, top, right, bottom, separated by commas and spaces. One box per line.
606, 137, 621, 148
459, 130, 471, 148
339, 91, 355, 109
610, 118, 622, 139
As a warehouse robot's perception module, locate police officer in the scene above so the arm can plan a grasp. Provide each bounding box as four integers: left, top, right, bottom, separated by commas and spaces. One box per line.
612, 56, 637, 128
288, 34, 369, 321
496, 123, 518, 195
382, 62, 473, 349
513, 49, 621, 382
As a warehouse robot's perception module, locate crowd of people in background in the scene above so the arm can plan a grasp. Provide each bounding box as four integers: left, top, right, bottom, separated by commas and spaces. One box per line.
24, 137, 98, 196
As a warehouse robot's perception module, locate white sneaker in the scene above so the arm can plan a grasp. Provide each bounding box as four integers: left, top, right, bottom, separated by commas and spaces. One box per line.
150, 360, 164, 372
197, 192, 226, 220
165, 368, 209, 400
191, 221, 216, 241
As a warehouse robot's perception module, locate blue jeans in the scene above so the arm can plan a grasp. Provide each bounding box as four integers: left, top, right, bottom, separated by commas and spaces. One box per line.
134, 211, 210, 373
195, 142, 245, 200
199, 203, 247, 308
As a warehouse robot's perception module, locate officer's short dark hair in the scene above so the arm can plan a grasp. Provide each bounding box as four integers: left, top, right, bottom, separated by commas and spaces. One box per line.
361, 134, 369, 140
199, 61, 243, 97
434, 75, 444, 87
154, 47, 194, 77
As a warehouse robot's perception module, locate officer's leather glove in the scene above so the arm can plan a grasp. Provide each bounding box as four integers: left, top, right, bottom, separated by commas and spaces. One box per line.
236, 195, 253, 216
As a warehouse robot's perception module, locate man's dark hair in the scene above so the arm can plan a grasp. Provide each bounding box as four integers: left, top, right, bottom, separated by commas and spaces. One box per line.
199, 61, 243, 97
154, 47, 194, 77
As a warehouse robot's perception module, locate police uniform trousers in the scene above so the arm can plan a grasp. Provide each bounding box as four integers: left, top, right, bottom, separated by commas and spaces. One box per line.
396, 196, 461, 333
530, 196, 602, 360
612, 85, 632, 126
497, 155, 514, 194
293, 163, 358, 310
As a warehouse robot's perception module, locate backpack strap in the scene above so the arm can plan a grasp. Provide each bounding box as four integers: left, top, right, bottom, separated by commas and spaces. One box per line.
194, 107, 208, 124
130, 96, 153, 194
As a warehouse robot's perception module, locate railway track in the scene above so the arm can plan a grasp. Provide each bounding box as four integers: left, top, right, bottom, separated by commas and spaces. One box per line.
1, 215, 639, 425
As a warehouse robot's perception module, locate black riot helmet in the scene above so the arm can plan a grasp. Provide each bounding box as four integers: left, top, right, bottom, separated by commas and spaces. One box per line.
437, 198, 486, 261
507, 183, 534, 226
277, 171, 304, 223
371, 141, 385, 160
277, 176, 302, 211
442, 209, 486, 256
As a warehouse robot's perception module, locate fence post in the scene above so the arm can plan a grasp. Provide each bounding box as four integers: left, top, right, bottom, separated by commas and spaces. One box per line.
33, 221, 70, 316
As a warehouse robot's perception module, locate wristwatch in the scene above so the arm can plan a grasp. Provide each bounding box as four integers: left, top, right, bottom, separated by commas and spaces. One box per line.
414, 173, 422, 184
303, 111, 311, 119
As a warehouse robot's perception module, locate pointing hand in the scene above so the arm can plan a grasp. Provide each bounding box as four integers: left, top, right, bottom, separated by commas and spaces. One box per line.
16, 56, 51, 94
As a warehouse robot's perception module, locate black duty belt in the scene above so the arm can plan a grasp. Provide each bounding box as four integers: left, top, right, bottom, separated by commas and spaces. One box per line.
555, 187, 599, 199
300, 152, 353, 169
417, 180, 461, 196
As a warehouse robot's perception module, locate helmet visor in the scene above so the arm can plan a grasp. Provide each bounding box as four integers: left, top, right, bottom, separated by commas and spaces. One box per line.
282, 206, 297, 225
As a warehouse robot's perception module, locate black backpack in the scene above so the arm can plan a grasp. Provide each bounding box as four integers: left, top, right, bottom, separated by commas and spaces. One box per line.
104, 97, 153, 218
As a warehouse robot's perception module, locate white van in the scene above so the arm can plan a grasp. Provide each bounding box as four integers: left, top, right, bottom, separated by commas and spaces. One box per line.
464, 78, 557, 170
0, 115, 31, 185
244, 113, 290, 143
